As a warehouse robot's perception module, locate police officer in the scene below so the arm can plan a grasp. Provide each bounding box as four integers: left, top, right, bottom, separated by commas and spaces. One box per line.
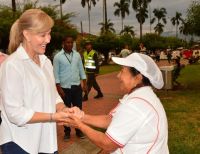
82, 41, 103, 101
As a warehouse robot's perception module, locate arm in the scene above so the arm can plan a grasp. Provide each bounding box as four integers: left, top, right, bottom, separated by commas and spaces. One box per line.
81, 79, 87, 92
82, 114, 112, 129
93, 53, 99, 74
78, 53, 87, 91
53, 55, 65, 97
27, 111, 68, 123
56, 83, 65, 98
1, 62, 68, 126
79, 121, 119, 152
66, 115, 119, 152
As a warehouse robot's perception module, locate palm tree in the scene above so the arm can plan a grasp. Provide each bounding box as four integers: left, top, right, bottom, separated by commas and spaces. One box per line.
154, 23, 164, 35
99, 19, 115, 34
171, 12, 183, 38
151, 8, 167, 35
132, 0, 152, 40
179, 20, 193, 41
11, 0, 16, 17
120, 25, 135, 37
54, 0, 67, 19
114, 0, 130, 31
81, 0, 98, 34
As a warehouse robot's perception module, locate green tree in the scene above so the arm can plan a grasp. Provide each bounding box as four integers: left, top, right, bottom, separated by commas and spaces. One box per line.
94, 33, 117, 63
0, 4, 78, 57
151, 8, 167, 35
132, 0, 151, 40
120, 25, 135, 37
81, 0, 98, 34
114, 0, 130, 31
186, 1, 200, 36
99, 19, 115, 34
171, 12, 183, 38
179, 20, 193, 41
0, 6, 17, 50
154, 23, 164, 35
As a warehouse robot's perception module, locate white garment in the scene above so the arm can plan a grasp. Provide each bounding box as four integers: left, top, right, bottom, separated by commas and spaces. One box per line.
119, 49, 131, 58
106, 87, 169, 154
0, 45, 63, 153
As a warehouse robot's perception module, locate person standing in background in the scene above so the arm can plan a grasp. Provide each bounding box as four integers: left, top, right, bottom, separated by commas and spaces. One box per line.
53, 35, 87, 141
82, 41, 103, 101
0, 9, 69, 154
118, 44, 131, 58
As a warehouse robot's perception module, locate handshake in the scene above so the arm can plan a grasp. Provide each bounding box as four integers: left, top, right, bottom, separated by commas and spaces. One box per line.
52, 107, 85, 129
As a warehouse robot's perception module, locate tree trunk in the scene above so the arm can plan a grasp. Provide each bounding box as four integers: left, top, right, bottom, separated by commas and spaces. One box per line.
87, 2, 91, 34
140, 21, 142, 41
12, 0, 16, 18
121, 17, 123, 31
60, 0, 63, 19
104, 0, 108, 32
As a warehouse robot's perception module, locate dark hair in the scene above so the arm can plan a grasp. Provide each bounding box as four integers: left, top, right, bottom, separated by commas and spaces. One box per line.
128, 67, 152, 87
62, 35, 74, 42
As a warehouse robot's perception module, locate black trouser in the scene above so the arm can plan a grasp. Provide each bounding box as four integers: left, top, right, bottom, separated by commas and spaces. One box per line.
1, 142, 58, 154
86, 73, 102, 94
62, 85, 82, 134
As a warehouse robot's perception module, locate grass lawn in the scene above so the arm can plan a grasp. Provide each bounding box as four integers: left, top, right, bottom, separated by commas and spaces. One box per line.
99, 64, 121, 75
157, 64, 200, 154
100, 63, 200, 154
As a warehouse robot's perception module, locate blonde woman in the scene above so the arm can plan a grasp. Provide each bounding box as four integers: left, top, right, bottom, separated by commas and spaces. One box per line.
0, 9, 69, 154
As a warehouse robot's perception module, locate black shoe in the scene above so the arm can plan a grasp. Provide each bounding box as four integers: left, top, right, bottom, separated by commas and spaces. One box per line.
82, 95, 88, 101
94, 93, 103, 99
76, 131, 85, 139
64, 133, 70, 141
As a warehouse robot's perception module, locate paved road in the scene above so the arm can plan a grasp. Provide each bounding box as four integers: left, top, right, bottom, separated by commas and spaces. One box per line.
0, 59, 188, 153
57, 59, 189, 152
57, 72, 122, 152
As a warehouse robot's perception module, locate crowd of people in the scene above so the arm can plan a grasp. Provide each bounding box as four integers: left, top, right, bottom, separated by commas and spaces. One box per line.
0, 8, 170, 154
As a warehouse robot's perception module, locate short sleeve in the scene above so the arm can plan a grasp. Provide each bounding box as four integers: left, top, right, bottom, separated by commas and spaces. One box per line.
106, 100, 150, 147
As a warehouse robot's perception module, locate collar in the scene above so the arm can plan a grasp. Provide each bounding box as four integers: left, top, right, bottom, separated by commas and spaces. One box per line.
120, 86, 152, 104
16, 44, 48, 66
61, 49, 74, 55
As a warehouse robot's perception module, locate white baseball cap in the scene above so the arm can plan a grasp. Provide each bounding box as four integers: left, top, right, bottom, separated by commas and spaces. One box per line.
112, 53, 164, 89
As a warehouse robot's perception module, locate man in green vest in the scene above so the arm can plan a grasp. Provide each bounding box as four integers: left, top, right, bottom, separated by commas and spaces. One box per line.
82, 41, 103, 101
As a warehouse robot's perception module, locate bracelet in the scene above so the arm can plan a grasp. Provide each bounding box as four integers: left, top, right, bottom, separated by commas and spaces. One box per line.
50, 113, 53, 122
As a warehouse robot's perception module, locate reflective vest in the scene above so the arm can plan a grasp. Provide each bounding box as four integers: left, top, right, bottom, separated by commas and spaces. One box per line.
83, 50, 96, 73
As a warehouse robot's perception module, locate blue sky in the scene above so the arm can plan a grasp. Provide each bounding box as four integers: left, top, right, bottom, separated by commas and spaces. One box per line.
1, 0, 193, 36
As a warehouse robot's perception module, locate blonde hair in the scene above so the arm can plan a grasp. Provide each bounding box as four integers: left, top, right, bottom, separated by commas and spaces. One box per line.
8, 9, 54, 53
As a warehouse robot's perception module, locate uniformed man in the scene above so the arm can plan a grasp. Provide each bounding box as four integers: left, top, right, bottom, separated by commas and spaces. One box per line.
82, 41, 103, 101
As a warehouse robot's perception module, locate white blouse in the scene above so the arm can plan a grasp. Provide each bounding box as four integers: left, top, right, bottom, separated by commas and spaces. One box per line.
0, 45, 63, 154
106, 87, 169, 154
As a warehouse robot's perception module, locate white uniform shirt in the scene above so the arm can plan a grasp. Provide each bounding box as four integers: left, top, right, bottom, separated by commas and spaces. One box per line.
119, 49, 131, 58
106, 86, 169, 154
0, 45, 63, 153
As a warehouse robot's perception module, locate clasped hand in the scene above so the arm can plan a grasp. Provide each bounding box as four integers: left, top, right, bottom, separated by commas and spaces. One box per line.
57, 107, 84, 129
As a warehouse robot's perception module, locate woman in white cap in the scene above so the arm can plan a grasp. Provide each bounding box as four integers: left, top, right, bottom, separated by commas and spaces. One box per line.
65, 53, 169, 154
